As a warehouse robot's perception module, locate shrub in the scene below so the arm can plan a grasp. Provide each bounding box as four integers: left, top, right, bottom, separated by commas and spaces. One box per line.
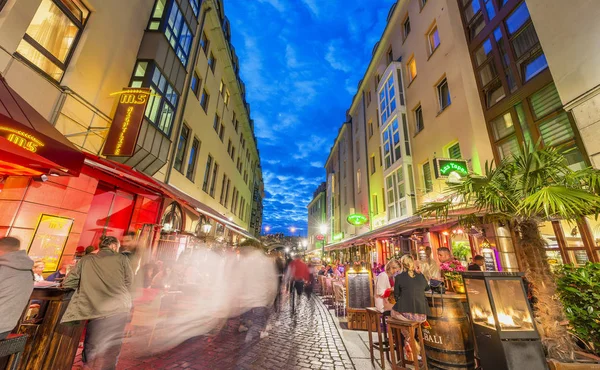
555, 262, 600, 356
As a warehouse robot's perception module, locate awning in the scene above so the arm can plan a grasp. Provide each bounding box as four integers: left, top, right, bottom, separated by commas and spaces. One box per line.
83, 153, 257, 241
0, 76, 84, 176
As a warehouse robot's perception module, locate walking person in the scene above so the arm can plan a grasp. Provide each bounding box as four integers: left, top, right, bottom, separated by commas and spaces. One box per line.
62, 236, 133, 370
0, 237, 34, 339
287, 255, 310, 312
391, 255, 430, 362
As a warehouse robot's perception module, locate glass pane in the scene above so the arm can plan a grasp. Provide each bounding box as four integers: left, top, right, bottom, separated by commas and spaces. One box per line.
134, 62, 148, 77
474, 39, 493, 66
15, 40, 64, 80
497, 136, 520, 160
490, 112, 515, 140
530, 83, 562, 120
486, 80, 505, 108
488, 279, 535, 331
511, 23, 539, 59
561, 142, 586, 171
568, 250, 590, 266
464, 0, 482, 22
479, 63, 497, 86
515, 103, 533, 148
470, 14, 486, 40
465, 278, 495, 330
539, 112, 574, 146
484, 0, 496, 20
505, 2, 530, 35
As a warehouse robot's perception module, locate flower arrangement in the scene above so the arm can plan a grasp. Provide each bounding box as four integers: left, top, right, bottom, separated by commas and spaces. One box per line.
440, 259, 466, 281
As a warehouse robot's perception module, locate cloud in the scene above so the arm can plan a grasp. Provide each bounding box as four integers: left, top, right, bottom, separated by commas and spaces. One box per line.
285, 44, 300, 68
257, 0, 285, 13
310, 161, 323, 168
300, 0, 320, 17
325, 39, 352, 72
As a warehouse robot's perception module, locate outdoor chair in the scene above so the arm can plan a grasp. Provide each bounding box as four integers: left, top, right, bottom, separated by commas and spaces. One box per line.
366, 307, 391, 369
333, 283, 347, 317
0, 334, 27, 370
387, 317, 428, 370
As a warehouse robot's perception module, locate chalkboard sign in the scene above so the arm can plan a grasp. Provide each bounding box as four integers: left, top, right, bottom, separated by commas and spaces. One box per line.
482, 249, 497, 271
346, 269, 373, 310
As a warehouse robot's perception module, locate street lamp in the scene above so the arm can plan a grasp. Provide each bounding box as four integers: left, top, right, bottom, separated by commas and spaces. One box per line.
302, 239, 308, 248
264, 225, 270, 233
290, 226, 296, 235
319, 224, 328, 235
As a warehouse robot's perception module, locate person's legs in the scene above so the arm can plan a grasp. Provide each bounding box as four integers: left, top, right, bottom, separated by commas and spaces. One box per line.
84, 313, 129, 370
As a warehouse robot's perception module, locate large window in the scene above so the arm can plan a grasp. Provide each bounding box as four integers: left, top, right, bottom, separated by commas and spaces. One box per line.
379, 74, 397, 124
130, 61, 179, 136
149, 0, 167, 30
209, 161, 219, 197
164, 1, 192, 66
174, 124, 189, 172
382, 118, 402, 169
202, 155, 213, 193
16, 0, 90, 81
437, 78, 451, 111
186, 137, 199, 180
385, 167, 410, 221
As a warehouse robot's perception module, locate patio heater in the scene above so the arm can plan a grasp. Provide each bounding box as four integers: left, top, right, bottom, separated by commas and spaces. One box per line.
462, 272, 548, 370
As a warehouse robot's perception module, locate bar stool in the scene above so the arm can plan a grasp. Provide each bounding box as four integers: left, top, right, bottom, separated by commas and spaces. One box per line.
387, 317, 428, 370
366, 307, 392, 369
0, 334, 28, 370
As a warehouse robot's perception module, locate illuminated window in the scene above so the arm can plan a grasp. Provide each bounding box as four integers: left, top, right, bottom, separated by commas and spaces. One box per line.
407, 58, 417, 83
356, 169, 361, 193
148, 0, 166, 30
174, 124, 189, 172
130, 61, 178, 136
428, 26, 440, 55
15, 0, 90, 81
164, 1, 192, 66
186, 137, 199, 180
382, 118, 401, 169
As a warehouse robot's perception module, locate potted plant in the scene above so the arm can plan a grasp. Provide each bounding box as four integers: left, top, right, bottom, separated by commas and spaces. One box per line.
440, 259, 467, 293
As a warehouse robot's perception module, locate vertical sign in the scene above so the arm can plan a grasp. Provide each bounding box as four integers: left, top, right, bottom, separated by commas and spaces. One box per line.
27, 214, 74, 272
102, 88, 151, 157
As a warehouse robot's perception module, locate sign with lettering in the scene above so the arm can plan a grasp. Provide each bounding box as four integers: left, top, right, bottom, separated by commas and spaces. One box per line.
102, 88, 151, 157
0, 125, 44, 153
332, 232, 344, 242
346, 268, 373, 310
434, 158, 469, 179
347, 213, 368, 226
482, 248, 497, 272
27, 214, 74, 273
316, 234, 324, 241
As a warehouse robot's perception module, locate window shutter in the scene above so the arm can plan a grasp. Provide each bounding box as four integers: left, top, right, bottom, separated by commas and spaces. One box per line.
448, 143, 461, 159
423, 162, 432, 192
539, 112, 574, 146
530, 83, 562, 119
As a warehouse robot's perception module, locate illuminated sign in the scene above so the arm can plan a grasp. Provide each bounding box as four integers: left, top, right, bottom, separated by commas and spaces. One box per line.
102, 88, 151, 157
27, 214, 74, 273
332, 232, 344, 242
0, 126, 44, 153
347, 213, 368, 226
316, 234, 324, 241
434, 158, 469, 179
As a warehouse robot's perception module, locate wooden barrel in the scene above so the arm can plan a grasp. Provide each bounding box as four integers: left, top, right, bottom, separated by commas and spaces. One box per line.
424, 293, 475, 370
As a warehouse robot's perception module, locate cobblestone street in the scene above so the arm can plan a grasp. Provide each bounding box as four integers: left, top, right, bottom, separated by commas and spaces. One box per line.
73, 293, 373, 370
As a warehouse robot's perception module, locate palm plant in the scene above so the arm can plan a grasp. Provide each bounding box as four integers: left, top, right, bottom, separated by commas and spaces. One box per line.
418, 144, 600, 361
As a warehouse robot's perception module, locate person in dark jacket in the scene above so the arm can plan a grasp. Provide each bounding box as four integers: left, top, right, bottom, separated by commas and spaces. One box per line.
468, 255, 485, 271
391, 254, 429, 360
0, 237, 34, 339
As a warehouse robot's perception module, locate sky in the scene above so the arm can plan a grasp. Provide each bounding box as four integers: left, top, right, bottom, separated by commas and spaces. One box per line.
225, 0, 396, 236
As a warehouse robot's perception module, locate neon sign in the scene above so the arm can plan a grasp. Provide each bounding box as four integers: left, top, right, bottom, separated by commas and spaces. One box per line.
434, 158, 469, 179
0, 126, 44, 153
102, 88, 151, 157
332, 232, 344, 242
347, 213, 368, 226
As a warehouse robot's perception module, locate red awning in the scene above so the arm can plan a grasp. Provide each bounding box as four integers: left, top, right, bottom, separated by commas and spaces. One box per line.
0, 76, 84, 176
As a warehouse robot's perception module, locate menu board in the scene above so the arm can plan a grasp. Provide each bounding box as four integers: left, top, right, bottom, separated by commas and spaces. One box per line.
27, 214, 74, 272
346, 270, 373, 310
482, 249, 497, 272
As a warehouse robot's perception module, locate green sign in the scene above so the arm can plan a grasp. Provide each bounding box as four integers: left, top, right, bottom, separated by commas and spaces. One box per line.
435, 158, 469, 179
347, 213, 368, 226
332, 232, 344, 242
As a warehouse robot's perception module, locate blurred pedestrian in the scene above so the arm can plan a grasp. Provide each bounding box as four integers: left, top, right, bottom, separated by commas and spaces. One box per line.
0, 237, 34, 339
288, 255, 310, 297
468, 255, 485, 271
392, 255, 429, 361
62, 236, 133, 370
32, 260, 45, 282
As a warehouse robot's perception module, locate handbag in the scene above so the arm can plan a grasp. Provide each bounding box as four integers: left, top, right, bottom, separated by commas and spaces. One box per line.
429, 279, 445, 294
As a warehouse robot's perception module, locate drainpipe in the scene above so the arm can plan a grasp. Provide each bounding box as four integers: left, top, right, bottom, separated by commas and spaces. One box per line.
165, 2, 212, 184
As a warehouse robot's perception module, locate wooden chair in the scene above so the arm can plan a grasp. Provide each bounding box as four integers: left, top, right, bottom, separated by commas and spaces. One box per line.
333, 283, 347, 317
0, 334, 27, 370
324, 278, 334, 307
366, 308, 392, 369
387, 317, 428, 370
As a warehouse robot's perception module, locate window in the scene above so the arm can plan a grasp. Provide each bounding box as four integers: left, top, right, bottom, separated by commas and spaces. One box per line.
200, 31, 210, 56
227, 139, 232, 155
437, 78, 451, 111
387, 48, 394, 64
208, 52, 216, 73
213, 114, 220, 132
234, 119, 239, 133
420, 0, 427, 9
372, 195, 379, 215
484, 0, 496, 20
130, 61, 178, 136
202, 155, 213, 192
230, 146, 235, 160
209, 162, 219, 197
369, 121, 374, 138
370, 155, 376, 174
219, 124, 225, 142
224, 90, 231, 105
174, 124, 190, 172
219, 174, 228, 205
164, 1, 192, 65
379, 74, 397, 123
407, 58, 417, 83
415, 105, 424, 133
428, 26, 440, 55
186, 138, 199, 180
191, 72, 201, 98
523, 53, 548, 82
357, 169, 361, 192
402, 114, 411, 156
403, 16, 411, 40
366, 90, 372, 106
382, 118, 402, 169
190, 0, 200, 16
200, 89, 210, 112
16, 0, 90, 81
223, 178, 231, 207
386, 175, 396, 220
149, 0, 166, 30
462, 0, 485, 40
422, 161, 433, 193
448, 142, 462, 159
231, 187, 238, 213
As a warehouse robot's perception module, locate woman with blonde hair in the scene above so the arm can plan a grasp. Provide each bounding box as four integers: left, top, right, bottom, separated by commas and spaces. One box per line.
392, 254, 429, 360
32, 260, 45, 282
374, 259, 400, 313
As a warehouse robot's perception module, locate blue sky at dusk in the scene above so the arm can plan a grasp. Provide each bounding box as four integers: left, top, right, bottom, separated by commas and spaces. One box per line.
226, 0, 395, 235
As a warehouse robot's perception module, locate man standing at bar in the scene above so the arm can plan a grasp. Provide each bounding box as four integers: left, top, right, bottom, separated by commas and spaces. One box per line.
0, 237, 34, 339
62, 236, 133, 370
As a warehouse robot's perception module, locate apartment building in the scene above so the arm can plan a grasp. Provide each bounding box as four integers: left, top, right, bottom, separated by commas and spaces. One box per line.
307, 182, 326, 252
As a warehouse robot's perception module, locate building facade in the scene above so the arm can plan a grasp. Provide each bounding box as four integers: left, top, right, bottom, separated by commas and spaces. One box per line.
307, 182, 326, 252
